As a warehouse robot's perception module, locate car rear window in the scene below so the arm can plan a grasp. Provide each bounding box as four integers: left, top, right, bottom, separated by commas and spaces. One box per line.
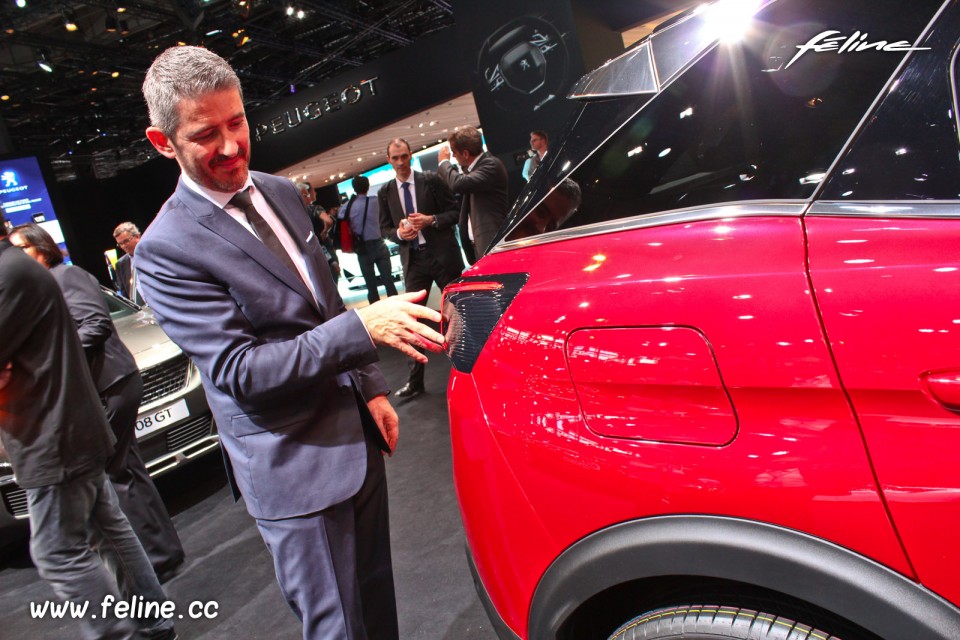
498, 0, 944, 245
819, 0, 960, 201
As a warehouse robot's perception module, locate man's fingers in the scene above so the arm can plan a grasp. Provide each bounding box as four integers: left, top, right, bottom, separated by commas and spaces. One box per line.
410, 322, 445, 347
399, 341, 429, 362
413, 334, 446, 353
404, 303, 441, 324
398, 289, 428, 303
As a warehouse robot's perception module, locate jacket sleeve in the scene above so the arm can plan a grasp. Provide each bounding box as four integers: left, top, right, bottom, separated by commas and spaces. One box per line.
425, 172, 460, 229
56, 265, 113, 351
438, 157, 502, 194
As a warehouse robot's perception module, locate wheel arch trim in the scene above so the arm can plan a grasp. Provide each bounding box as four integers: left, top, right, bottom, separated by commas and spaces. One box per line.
528, 515, 960, 640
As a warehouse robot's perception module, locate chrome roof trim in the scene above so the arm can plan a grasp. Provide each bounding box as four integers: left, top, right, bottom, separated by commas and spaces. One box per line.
808, 201, 960, 218
490, 201, 808, 254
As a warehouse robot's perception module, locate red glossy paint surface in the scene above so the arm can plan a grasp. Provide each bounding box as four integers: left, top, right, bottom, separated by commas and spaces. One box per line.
448, 217, 913, 638
567, 327, 737, 444
806, 216, 960, 606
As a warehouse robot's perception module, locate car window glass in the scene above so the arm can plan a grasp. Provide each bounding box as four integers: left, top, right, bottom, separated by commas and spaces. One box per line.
820, 3, 960, 201
102, 291, 136, 319
500, 0, 944, 245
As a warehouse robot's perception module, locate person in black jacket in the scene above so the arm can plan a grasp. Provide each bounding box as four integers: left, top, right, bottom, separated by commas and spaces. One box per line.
379, 138, 464, 397
437, 125, 510, 264
11, 223, 185, 582
0, 209, 175, 640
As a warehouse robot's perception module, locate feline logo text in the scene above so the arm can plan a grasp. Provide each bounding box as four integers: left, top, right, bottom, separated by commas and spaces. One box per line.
786, 30, 930, 69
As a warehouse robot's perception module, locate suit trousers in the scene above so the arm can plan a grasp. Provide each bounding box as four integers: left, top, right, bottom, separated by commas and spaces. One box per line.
357, 239, 398, 305
256, 431, 398, 640
102, 373, 185, 575
404, 248, 460, 388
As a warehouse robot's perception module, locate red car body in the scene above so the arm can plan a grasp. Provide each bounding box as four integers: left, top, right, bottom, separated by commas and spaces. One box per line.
443, 1, 960, 638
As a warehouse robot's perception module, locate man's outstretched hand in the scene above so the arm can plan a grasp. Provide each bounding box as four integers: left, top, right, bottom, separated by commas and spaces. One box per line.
356, 290, 444, 362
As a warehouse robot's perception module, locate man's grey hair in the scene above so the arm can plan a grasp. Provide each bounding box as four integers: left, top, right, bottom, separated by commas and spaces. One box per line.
113, 221, 140, 239
142, 45, 242, 136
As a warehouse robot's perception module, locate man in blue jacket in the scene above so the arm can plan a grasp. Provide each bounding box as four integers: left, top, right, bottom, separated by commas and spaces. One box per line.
136, 45, 444, 639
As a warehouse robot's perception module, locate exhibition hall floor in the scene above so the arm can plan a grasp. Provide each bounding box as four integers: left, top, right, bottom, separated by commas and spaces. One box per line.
0, 344, 497, 639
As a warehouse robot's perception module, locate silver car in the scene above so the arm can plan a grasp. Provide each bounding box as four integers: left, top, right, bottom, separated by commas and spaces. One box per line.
0, 288, 218, 545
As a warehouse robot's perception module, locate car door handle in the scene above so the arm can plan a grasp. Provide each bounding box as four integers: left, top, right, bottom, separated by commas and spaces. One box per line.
920, 369, 960, 414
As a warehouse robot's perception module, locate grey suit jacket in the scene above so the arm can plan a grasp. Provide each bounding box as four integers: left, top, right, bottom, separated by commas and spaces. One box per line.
135, 171, 389, 521
437, 152, 509, 264
114, 253, 133, 298
51, 263, 138, 394
378, 171, 464, 277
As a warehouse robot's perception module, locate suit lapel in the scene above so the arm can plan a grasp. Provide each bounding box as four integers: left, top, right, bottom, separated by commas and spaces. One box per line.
253, 176, 330, 318
177, 179, 325, 318
387, 179, 404, 224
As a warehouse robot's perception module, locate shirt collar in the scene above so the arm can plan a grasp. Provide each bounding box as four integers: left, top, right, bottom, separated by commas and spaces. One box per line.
467, 153, 482, 173
395, 173, 415, 190
181, 172, 255, 210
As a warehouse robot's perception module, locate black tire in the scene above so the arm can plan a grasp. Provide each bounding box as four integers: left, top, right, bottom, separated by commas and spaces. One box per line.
608, 604, 843, 639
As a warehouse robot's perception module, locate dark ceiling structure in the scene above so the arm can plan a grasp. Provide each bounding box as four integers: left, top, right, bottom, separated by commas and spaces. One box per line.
0, 0, 454, 181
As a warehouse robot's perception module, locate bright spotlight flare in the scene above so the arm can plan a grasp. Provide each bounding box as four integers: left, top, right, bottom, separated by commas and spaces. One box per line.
699, 0, 763, 43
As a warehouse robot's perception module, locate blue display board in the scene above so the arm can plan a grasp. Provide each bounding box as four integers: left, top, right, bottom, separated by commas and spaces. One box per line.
0, 155, 70, 260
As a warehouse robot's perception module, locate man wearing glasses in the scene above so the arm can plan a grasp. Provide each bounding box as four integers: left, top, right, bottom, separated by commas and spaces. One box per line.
112, 221, 144, 305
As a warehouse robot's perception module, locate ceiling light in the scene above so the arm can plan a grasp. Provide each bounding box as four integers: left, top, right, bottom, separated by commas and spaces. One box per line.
119, 20, 129, 36
111, 70, 120, 78
15, 0, 26, 8
297, 9, 305, 19
105, 15, 119, 32
1, 95, 9, 101
63, 11, 79, 32
36, 51, 53, 73
116, 5, 127, 12
286, 6, 294, 16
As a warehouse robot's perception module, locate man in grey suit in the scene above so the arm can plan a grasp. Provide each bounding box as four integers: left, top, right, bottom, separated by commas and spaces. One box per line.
379, 137, 464, 398
136, 46, 444, 640
437, 125, 510, 264
112, 221, 143, 304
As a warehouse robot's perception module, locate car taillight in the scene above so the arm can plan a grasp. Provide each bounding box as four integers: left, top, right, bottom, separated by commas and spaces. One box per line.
441, 273, 529, 373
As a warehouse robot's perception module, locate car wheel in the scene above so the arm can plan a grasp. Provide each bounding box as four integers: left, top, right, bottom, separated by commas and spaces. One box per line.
608, 604, 842, 640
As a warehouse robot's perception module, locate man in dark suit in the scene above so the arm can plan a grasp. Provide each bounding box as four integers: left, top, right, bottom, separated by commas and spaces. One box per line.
379, 138, 464, 398
436, 125, 510, 264
0, 208, 176, 640
137, 46, 444, 639
112, 221, 144, 305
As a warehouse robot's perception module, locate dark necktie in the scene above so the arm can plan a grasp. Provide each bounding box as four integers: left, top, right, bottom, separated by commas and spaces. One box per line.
401, 182, 421, 250
229, 188, 302, 280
